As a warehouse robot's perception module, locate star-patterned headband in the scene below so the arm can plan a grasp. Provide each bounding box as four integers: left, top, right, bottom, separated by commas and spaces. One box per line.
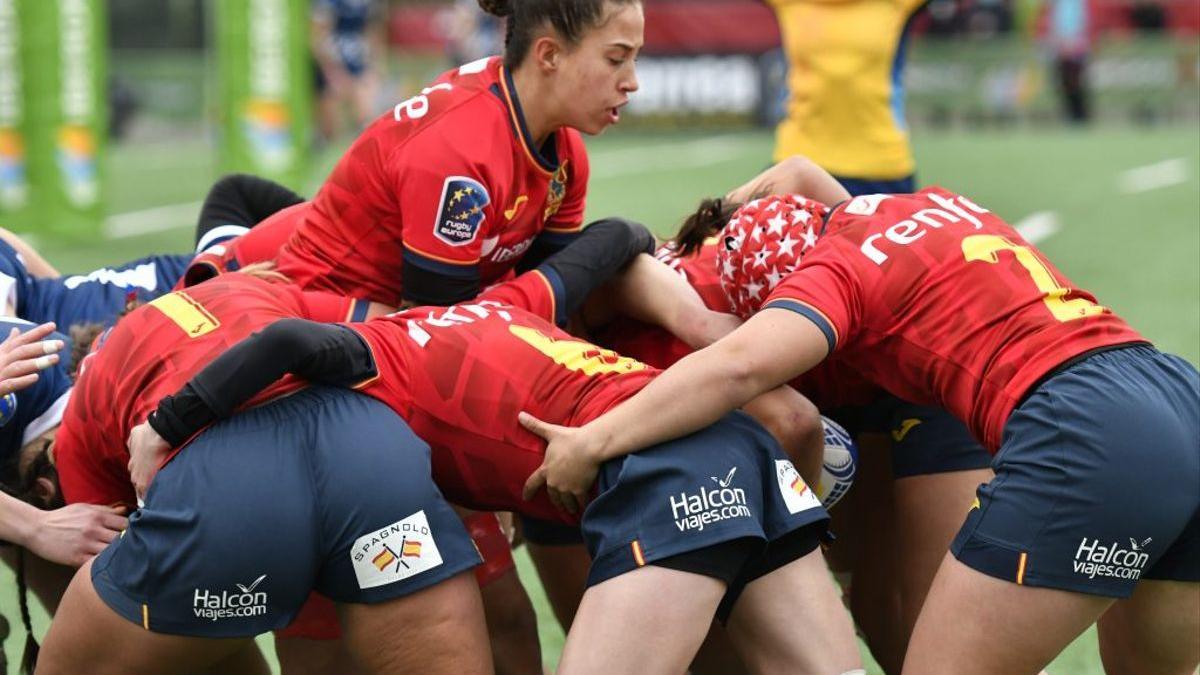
716, 194, 829, 319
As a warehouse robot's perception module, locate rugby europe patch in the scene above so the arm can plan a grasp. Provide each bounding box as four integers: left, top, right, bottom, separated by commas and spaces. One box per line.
433, 176, 490, 246
351, 510, 444, 589
775, 460, 823, 515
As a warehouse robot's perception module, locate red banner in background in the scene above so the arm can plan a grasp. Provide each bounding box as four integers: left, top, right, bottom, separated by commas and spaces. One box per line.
641, 1, 780, 54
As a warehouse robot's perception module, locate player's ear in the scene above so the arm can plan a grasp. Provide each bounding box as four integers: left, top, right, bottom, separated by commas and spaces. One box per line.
530, 34, 563, 73
34, 476, 58, 509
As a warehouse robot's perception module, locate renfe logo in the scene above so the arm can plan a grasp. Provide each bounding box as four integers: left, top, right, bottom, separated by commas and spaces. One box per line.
858, 192, 991, 265
670, 467, 751, 533
1072, 537, 1152, 581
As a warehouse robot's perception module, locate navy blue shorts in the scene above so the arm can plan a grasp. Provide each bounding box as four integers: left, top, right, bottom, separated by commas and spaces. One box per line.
519, 515, 583, 546
832, 174, 916, 197
583, 411, 830, 587
882, 398, 994, 478
951, 345, 1200, 598
92, 387, 480, 637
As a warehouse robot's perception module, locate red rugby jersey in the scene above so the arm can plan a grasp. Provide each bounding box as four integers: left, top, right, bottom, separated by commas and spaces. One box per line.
762, 187, 1146, 451
56, 274, 368, 508
348, 272, 656, 523
600, 240, 880, 410
179, 202, 309, 288
276, 57, 589, 305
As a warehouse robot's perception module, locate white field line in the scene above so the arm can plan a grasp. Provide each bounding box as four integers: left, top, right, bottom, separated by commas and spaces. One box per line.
1117, 158, 1190, 194
1014, 211, 1062, 244
103, 200, 202, 239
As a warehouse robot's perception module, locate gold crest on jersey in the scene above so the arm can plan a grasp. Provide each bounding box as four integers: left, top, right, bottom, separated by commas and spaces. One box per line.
543, 160, 569, 220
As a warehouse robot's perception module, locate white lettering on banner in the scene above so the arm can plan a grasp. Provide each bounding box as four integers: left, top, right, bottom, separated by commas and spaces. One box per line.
629, 56, 760, 115
250, 0, 287, 98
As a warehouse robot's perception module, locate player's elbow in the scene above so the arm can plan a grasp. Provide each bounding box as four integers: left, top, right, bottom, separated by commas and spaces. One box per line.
718, 342, 778, 406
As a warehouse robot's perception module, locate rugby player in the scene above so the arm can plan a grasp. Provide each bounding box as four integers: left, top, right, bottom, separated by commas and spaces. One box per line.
31, 270, 486, 675
271, 0, 642, 307
640, 157, 1000, 669
520, 184, 1200, 674
129, 264, 861, 675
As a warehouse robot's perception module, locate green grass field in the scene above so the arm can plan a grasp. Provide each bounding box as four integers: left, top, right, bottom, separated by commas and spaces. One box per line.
1, 124, 1197, 673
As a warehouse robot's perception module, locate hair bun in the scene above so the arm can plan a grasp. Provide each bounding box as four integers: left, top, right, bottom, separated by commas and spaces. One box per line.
477, 0, 513, 17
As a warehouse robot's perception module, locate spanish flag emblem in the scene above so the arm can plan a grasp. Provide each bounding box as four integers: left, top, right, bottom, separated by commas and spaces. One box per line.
372, 548, 397, 571
790, 475, 809, 496
402, 540, 423, 558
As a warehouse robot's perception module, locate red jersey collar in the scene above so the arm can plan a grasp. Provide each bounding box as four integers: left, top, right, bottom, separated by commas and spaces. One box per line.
496, 64, 559, 176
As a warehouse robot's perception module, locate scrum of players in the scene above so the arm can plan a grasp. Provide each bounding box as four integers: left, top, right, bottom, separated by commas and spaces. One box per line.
0, 1, 1195, 674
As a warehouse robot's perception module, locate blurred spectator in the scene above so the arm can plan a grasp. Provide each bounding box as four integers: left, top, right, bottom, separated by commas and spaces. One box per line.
1045, 0, 1092, 123
311, 0, 385, 142
437, 0, 503, 66
1129, 0, 1166, 32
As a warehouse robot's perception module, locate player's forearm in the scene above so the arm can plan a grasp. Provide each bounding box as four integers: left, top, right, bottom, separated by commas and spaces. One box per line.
726, 156, 851, 206
606, 253, 727, 348
150, 320, 376, 446
586, 309, 830, 463
537, 217, 655, 317
0, 490, 38, 547
586, 341, 768, 464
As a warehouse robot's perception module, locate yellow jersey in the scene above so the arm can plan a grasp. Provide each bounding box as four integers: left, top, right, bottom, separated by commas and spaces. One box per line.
769, 0, 926, 179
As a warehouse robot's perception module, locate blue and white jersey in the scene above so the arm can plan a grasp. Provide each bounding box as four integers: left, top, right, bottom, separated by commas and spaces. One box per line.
0, 318, 72, 484
0, 238, 191, 332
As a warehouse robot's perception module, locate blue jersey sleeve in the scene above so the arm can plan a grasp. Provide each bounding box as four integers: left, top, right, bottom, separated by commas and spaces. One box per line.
0, 239, 35, 318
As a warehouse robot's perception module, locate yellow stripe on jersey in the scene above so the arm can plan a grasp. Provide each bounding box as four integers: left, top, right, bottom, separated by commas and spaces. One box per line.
508, 324, 647, 377
1016, 552, 1028, 585
142, 603, 150, 630
149, 292, 220, 338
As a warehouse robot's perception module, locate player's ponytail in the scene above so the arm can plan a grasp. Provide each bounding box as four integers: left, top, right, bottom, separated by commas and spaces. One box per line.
484, 0, 641, 69
674, 197, 741, 256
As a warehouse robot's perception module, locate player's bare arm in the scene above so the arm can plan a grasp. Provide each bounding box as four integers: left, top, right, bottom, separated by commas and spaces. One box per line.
725, 155, 852, 206
520, 307, 829, 513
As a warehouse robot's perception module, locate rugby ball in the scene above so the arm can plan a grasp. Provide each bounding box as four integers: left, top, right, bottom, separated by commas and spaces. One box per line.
816, 416, 857, 508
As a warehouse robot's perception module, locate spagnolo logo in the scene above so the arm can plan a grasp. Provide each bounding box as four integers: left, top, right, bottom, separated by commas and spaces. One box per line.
1073, 537, 1152, 581
193, 574, 269, 622
670, 467, 752, 533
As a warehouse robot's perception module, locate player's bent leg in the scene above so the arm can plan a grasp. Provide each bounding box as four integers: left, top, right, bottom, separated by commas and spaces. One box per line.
275, 637, 361, 675
726, 544, 860, 675
520, 516, 590, 631
558, 565, 726, 675
37, 558, 260, 675
338, 570, 492, 675
904, 553, 1112, 675
1097, 580, 1200, 675
690, 623, 750, 675
893, 467, 992, 649
843, 432, 905, 672
478, 567, 542, 675
458, 509, 542, 675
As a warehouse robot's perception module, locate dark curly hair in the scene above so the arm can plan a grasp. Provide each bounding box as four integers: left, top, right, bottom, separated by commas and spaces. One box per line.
478, 0, 640, 69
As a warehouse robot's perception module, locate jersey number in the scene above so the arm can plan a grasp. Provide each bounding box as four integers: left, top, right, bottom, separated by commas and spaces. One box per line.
961, 235, 1105, 322
393, 83, 453, 121
508, 325, 647, 377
